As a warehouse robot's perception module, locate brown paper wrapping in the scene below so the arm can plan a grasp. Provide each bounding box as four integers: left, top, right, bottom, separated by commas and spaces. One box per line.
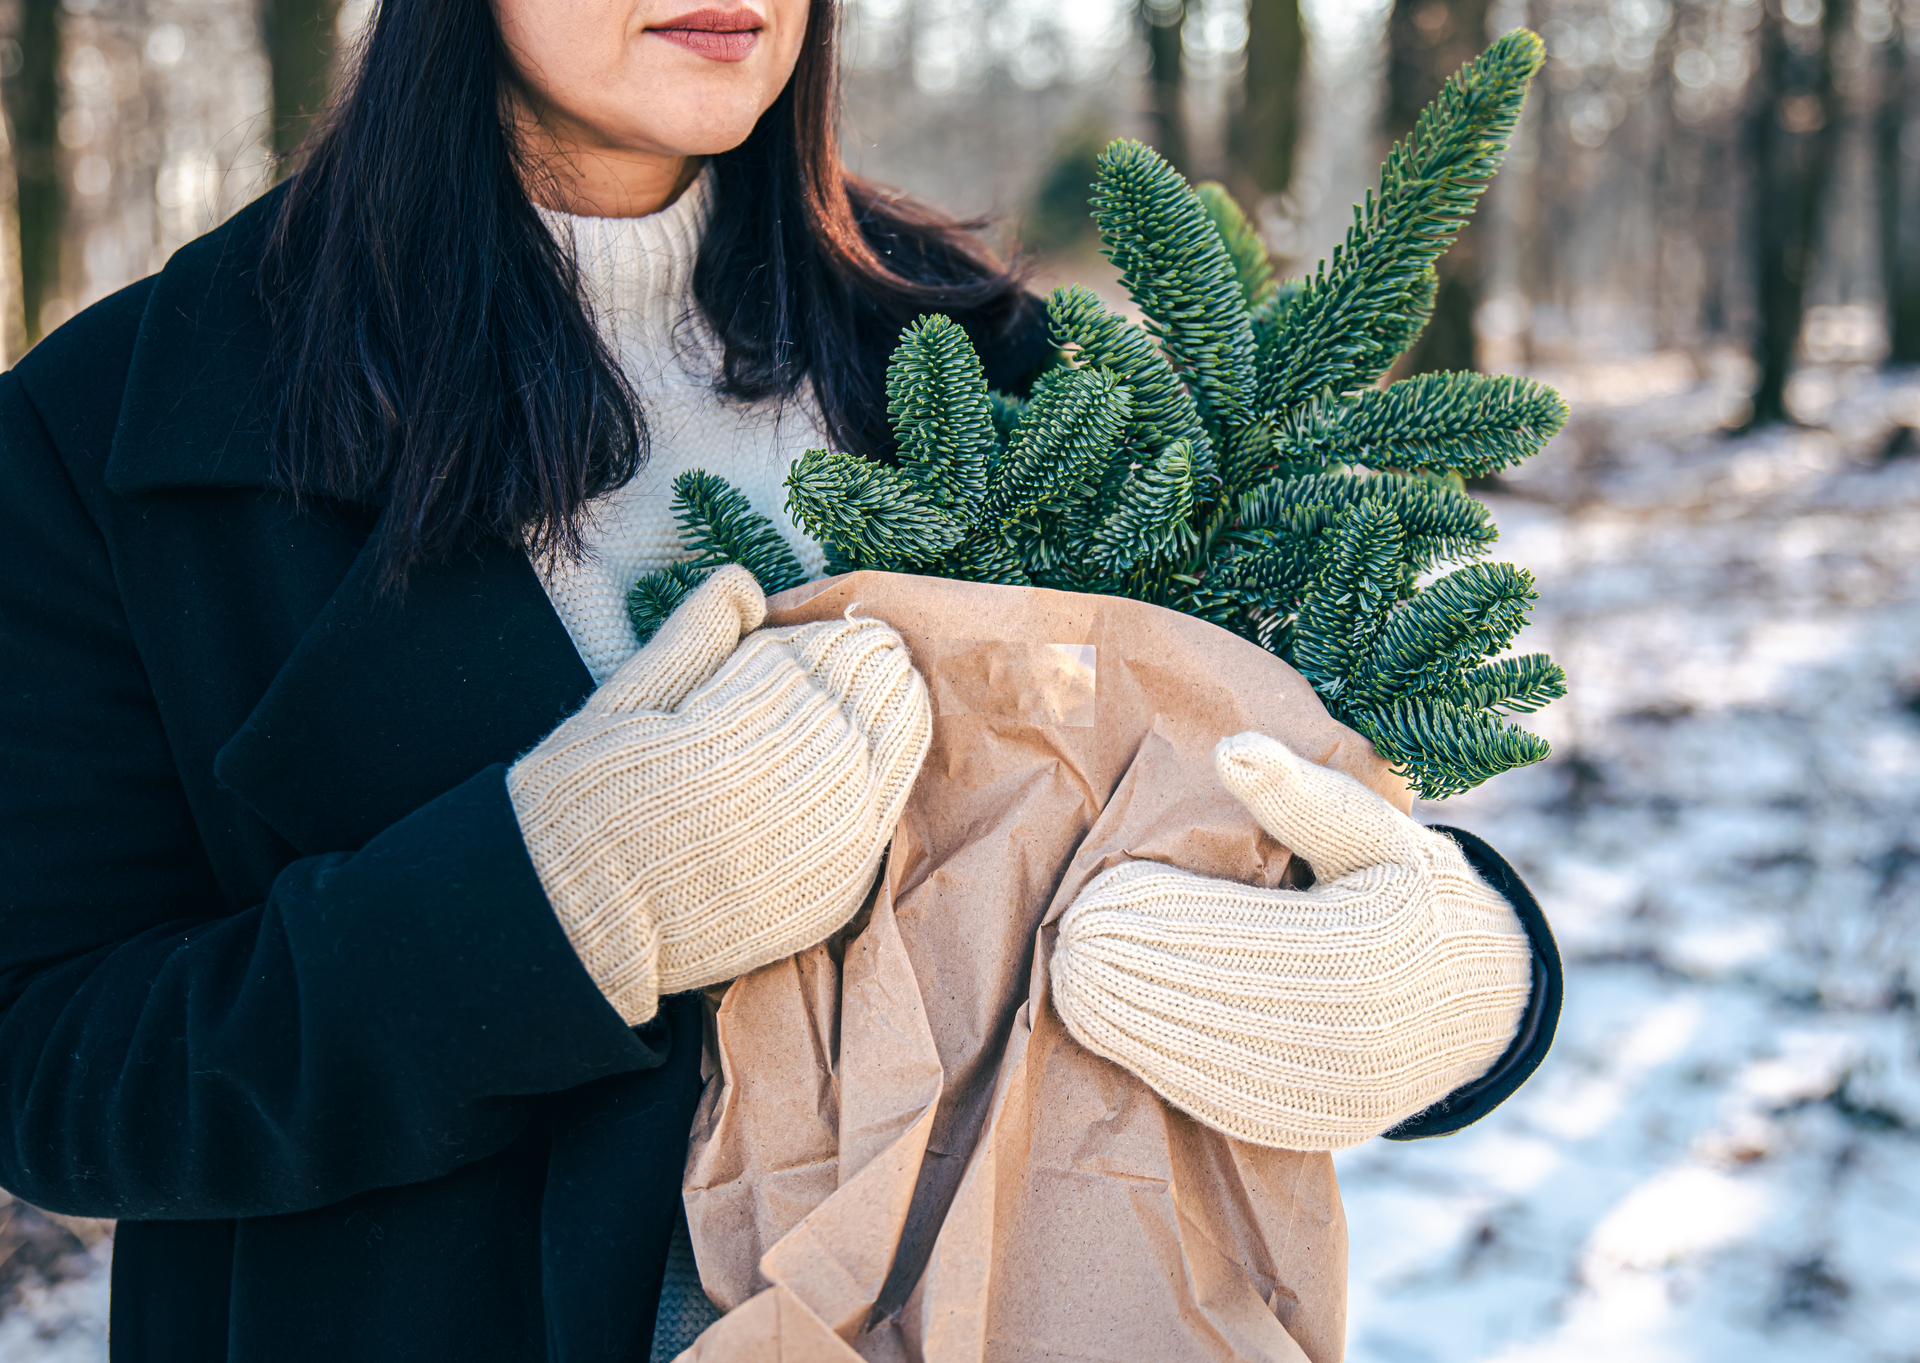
678, 573, 1413, 1363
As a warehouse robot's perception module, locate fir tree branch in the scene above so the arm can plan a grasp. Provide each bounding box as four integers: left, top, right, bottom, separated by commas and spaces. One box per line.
626, 561, 711, 647
887, 315, 997, 506
672, 470, 810, 593
1091, 439, 1198, 575
1092, 141, 1258, 430
1251, 278, 1306, 373
1277, 372, 1569, 476
943, 532, 1032, 585
981, 367, 1131, 529
1194, 181, 1276, 307
1204, 532, 1316, 612
1353, 560, 1538, 708
1047, 284, 1213, 474
785, 449, 967, 569
1286, 501, 1405, 707
1218, 416, 1280, 497
1236, 470, 1497, 572
633, 32, 1565, 803
1259, 29, 1543, 414
1452, 652, 1568, 714
1349, 697, 1552, 800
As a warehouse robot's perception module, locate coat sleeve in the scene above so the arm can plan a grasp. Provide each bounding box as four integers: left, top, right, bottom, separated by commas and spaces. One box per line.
0, 368, 660, 1221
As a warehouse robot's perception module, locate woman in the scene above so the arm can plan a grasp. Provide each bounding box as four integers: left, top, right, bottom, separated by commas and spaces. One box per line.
0, 0, 1557, 1357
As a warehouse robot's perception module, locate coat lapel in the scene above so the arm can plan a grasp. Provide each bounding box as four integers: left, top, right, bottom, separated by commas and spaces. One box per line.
211, 516, 594, 856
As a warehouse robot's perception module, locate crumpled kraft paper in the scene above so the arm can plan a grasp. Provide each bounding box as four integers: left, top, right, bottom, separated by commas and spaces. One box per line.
677, 572, 1413, 1363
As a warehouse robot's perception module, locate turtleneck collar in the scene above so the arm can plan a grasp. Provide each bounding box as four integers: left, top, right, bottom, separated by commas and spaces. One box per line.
534, 168, 714, 361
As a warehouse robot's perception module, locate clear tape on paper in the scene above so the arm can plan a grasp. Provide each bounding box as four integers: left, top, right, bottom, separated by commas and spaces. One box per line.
925, 641, 1097, 728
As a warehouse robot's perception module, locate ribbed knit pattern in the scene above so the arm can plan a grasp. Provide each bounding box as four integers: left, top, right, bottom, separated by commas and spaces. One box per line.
531, 172, 833, 683
507, 568, 933, 1024
1051, 731, 1533, 1152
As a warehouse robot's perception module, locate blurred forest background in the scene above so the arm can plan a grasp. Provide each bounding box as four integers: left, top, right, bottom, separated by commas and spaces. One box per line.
3, 0, 1919, 414
4, 2, 1920, 1361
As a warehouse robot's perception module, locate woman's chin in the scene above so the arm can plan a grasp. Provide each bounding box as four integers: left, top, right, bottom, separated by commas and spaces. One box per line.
619, 110, 768, 160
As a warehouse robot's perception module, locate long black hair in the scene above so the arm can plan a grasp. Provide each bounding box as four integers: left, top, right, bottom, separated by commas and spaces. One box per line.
261, 0, 1031, 585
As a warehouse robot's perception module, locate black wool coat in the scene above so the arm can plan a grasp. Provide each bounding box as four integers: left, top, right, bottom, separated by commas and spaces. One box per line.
0, 189, 1558, 1363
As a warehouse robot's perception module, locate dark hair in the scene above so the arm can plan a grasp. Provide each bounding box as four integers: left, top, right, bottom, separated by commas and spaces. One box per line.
261, 0, 1030, 585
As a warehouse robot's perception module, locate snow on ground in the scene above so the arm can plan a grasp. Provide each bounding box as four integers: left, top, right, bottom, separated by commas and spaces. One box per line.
0, 1195, 112, 1362
5, 361, 1918, 1362
1343, 358, 1920, 1363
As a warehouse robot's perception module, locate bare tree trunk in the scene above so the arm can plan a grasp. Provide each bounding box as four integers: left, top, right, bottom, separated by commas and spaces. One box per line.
262, 0, 341, 164
1880, 8, 1920, 363
1516, 0, 1563, 366
1383, 0, 1492, 375
1, 0, 62, 345
0, 112, 20, 365
47, 0, 272, 332
1648, 3, 1682, 351
1140, 0, 1189, 175
1226, 0, 1306, 206
1745, 0, 1849, 426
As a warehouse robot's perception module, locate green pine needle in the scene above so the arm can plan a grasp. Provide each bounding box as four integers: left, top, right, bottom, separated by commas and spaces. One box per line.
942, 532, 1033, 586
887, 314, 996, 506
671, 470, 810, 594
1251, 278, 1306, 375
626, 561, 711, 647
1194, 181, 1276, 307
1354, 561, 1539, 708
1287, 501, 1405, 706
632, 31, 1566, 802
1048, 283, 1213, 474
1351, 697, 1553, 800
785, 449, 967, 569
1279, 372, 1570, 476
1260, 29, 1544, 414
981, 367, 1131, 529
1205, 533, 1316, 613
1453, 652, 1569, 714
1092, 140, 1258, 429
1091, 439, 1198, 575
1236, 470, 1497, 573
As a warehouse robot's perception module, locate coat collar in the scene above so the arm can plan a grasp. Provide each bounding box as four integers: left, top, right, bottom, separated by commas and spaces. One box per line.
106, 185, 290, 497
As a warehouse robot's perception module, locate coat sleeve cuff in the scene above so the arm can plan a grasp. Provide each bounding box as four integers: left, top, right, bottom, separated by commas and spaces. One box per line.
283, 763, 669, 1100
1382, 826, 1563, 1141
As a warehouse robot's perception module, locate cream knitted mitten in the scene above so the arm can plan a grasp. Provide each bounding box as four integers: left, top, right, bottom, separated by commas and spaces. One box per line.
508, 566, 933, 1025
1051, 732, 1534, 1151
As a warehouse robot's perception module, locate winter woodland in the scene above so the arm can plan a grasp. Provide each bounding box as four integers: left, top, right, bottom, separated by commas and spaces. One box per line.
2, 0, 1918, 1359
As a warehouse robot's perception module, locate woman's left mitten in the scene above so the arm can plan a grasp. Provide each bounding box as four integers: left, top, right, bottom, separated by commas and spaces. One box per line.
1050, 731, 1533, 1151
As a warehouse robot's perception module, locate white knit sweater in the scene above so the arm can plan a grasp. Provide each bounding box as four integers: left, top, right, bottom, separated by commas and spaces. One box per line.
532, 172, 833, 683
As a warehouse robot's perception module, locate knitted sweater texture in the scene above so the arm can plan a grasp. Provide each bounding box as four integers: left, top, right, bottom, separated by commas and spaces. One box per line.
532, 173, 831, 682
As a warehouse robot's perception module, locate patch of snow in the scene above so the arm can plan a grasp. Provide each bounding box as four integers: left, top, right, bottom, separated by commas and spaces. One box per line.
1350, 361, 1920, 1363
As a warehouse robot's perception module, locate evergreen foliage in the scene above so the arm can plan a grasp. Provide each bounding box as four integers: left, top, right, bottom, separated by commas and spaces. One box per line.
627, 29, 1571, 799
626, 560, 712, 648
671, 470, 809, 593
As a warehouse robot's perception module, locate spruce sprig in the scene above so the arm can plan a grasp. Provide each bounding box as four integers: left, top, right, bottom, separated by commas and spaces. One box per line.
1259, 28, 1545, 417
626, 30, 1568, 799
1275, 373, 1569, 477
1092, 141, 1257, 431
673, 470, 810, 593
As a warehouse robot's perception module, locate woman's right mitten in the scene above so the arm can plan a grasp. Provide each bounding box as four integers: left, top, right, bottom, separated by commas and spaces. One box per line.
507, 566, 934, 1024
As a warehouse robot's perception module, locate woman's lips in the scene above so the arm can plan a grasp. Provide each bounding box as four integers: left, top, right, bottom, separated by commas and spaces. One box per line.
648, 8, 762, 61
